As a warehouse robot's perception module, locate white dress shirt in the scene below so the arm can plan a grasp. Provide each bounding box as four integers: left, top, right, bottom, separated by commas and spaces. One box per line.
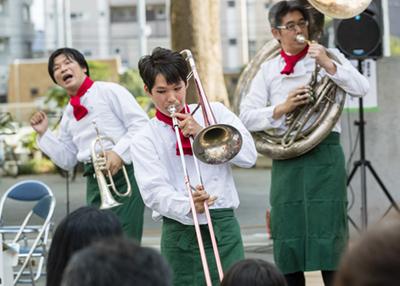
37, 81, 150, 170
130, 102, 257, 225
239, 48, 370, 134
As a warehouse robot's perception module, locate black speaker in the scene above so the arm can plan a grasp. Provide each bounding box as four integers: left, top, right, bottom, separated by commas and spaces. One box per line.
334, 0, 383, 59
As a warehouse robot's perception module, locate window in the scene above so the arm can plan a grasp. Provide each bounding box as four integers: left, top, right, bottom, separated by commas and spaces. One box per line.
228, 1, 235, 7
83, 50, 92, 57
112, 45, 123, 55
248, 40, 257, 59
31, 88, 39, 97
155, 6, 166, 20
146, 9, 155, 21
0, 38, 8, 53
70, 11, 89, 21
22, 4, 30, 22
229, 39, 237, 45
111, 7, 136, 22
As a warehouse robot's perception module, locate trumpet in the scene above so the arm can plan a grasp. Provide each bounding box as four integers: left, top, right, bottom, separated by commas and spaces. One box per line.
90, 120, 132, 209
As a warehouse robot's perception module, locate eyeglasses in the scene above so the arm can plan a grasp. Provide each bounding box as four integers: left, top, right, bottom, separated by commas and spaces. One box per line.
277, 20, 309, 31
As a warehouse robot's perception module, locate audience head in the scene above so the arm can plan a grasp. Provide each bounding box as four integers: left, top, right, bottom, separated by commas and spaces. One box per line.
46, 206, 123, 286
61, 237, 172, 286
333, 214, 400, 286
220, 258, 287, 286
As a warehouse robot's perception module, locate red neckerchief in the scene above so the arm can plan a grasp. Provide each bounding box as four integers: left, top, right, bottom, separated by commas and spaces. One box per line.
280, 45, 309, 75
156, 105, 193, 156
69, 76, 94, 121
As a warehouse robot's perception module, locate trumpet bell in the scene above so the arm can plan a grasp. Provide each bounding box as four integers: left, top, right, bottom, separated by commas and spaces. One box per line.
100, 194, 122, 210
192, 124, 243, 165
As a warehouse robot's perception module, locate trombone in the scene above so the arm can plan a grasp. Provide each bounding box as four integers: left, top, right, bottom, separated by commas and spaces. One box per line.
168, 50, 243, 285
90, 120, 132, 209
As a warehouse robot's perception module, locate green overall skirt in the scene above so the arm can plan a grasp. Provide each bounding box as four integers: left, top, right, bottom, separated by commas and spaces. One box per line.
84, 163, 145, 242
270, 132, 349, 275
161, 209, 244, 286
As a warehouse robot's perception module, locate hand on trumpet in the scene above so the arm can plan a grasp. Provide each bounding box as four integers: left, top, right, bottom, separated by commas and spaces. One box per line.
98, 150, 123, 177
308, 41, 337, 75
171, 113, 203, 138
30, 110, 49, 138
192, 185, 218, 214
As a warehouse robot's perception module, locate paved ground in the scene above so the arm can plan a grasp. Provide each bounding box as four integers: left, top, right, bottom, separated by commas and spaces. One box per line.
1, 167, 324, 285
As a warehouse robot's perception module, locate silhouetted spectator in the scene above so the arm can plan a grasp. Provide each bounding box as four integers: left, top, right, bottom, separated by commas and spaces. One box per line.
333, 214, 400, 286
61, 237, 172, 286
46, 206, 123, 286
220, 258, 287, 286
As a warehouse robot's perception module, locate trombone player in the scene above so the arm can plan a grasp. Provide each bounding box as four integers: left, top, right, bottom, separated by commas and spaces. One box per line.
239, 1, 369, 286
132, 47, 257, 286
30, 48, 149, 241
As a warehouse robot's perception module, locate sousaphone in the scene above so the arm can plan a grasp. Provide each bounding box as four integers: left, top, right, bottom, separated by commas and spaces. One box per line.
233, 0, 372, 160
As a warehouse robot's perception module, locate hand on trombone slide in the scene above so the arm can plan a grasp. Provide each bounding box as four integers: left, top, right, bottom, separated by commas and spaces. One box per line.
171, 112, 203, 138
190, 185, 218, 214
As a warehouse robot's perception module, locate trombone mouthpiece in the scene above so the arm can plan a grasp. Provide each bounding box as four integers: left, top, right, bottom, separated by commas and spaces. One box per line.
167, 105, 177, 114
296, 35, 311, 45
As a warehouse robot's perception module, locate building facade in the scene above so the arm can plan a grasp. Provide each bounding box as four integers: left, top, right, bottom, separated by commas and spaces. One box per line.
0, 0, 35, 103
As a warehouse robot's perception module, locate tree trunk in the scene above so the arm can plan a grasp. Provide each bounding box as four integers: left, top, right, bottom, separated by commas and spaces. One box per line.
170, 0, 230, 107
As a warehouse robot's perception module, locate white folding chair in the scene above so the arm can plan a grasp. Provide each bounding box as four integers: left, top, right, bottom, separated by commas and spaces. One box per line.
0, 180, 56, 285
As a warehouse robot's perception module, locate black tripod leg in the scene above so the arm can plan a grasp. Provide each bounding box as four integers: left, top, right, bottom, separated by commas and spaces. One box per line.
347, 161, 361, 186
347, 214, 361, 233
367, 163, 400, 213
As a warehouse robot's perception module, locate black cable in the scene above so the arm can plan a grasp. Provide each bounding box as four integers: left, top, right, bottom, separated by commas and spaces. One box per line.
345, 109, 360, 212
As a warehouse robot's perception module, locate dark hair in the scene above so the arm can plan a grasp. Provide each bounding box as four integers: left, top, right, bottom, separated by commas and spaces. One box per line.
46, 206, 123, 286
61, 237, 172, 286
138, 47, 188, 94
219, 259, 287, 286
268, 1, 309, 31
333, 214, 400, 286
48, 48, 90, 84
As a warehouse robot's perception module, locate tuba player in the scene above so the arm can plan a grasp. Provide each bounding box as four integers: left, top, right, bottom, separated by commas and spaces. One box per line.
239, 1, 369, 286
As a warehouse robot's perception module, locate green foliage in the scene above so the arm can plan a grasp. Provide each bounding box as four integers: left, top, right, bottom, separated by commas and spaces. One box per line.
45, 86, 69, 109
119, 69, 156, 118
390, 35, 400, 56
135, 96, 156, 118
19, 158, 57, 175
119, 69, 147, 98
87, 61, 113, 82
21, 132, 39, 152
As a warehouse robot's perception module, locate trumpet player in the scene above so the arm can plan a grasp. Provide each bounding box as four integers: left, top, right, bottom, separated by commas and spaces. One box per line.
239, 2, 369, 286
30, 48, 149, 241
131, 47, 257, 286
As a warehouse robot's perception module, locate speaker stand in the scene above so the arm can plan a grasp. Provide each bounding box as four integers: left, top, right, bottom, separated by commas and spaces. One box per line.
347, 59, 400, 231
